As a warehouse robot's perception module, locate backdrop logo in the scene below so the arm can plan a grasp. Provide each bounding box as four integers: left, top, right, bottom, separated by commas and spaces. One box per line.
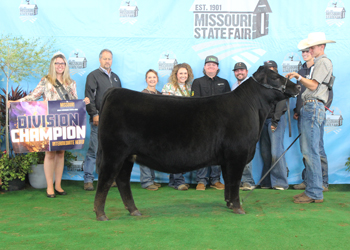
326, 0, 346, 27
158, 52, 177, 77
119, 0, 139, 25
190, 0, 270, 65
68, 49, 87, 76
190, 0, 272, 40
325, 107, 343, 134
19, 0, 38, 23
282, 53, 302, 73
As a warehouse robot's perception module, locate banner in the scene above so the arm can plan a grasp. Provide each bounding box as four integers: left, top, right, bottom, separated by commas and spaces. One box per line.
1, 0, 350, 183
9, 100, 86, 153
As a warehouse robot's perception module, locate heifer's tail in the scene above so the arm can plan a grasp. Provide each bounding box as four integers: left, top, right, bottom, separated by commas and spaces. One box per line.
99, 87, 117, 117
96, 87, 117, 175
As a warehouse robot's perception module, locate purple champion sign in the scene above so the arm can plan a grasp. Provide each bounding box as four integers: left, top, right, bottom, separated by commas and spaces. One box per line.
9, 100, 86, 153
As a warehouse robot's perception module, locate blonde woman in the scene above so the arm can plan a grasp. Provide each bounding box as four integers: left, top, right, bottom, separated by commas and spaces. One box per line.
161, 63, 194, 190
11, 52, 89, 198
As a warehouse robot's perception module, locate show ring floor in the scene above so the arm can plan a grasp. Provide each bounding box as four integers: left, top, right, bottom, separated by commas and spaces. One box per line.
1, 181, 349, 250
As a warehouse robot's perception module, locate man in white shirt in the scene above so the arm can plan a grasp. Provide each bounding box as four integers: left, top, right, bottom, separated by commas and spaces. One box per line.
232, 62, 256, 190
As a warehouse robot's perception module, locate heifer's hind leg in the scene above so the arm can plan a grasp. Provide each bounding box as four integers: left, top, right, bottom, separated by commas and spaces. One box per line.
116, 158, 141, 216
222, 163, 245, 214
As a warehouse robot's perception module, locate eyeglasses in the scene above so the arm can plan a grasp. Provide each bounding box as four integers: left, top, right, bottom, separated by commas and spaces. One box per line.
55, 63, 66, 66
302, 51, 310, 53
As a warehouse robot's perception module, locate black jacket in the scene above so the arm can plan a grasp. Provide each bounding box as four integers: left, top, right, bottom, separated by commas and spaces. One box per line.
191, 75, 230, 97
267, 100, 287, 128
85, 68, 121, 121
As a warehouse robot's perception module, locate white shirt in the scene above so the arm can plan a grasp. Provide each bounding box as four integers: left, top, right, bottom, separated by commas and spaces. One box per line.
231, 76, 248, 91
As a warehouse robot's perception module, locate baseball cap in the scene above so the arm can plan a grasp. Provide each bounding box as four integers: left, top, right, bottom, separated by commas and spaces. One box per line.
233, 62, 247, 71
265, 60, 278, 69
205, 55, 219, 65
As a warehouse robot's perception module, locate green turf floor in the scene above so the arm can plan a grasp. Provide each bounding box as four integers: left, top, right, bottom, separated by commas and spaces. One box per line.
1, 181, 349, 250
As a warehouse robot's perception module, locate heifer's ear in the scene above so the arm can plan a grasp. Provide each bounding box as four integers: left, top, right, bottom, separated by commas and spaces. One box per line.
253, 66, 265, 81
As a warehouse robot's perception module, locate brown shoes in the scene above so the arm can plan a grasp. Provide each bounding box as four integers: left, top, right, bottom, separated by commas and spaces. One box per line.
84, 182, 94, 191
196, 183, 206, 191
153, 182, 161, 188
294, 182, 329, 192
177, 184, 189, 190
145, 184, 159, 191
210, 181, 225, 190
293, 182, 306, 190
293, 192, 323, 204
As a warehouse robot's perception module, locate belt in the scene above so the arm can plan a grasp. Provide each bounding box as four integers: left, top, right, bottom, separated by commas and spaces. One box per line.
303, 99, 324, 106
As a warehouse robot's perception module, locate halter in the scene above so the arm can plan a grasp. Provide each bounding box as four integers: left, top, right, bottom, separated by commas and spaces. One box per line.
251, 75, 288, 94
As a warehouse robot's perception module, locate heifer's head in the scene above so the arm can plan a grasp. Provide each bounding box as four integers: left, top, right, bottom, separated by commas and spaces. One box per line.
252, 65, 300, 98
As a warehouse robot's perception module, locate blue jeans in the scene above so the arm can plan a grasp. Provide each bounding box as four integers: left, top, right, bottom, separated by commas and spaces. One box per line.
299, 118, 329, 187
140, 165, 155, 188
300, 102, 326, 200
169, 173, 186, 188
83, 122, 98, 183
259, 116, 289, 189
196, 166, 221, 186
241, 161, 255, 185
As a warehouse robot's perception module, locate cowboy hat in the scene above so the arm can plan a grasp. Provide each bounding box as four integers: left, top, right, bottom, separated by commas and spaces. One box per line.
297, 32, 335, 50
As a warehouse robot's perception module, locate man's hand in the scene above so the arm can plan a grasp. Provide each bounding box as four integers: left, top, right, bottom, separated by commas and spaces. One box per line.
271, 125, 277, 132
293, 113, 299, 120
93, 115, 99, 126
285, 72, 300, 80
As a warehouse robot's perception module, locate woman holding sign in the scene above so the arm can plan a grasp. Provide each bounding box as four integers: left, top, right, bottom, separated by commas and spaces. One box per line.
11, 52, 89, 198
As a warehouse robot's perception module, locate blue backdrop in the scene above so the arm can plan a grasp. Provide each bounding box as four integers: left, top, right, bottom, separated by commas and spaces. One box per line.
1, 0, 349, 184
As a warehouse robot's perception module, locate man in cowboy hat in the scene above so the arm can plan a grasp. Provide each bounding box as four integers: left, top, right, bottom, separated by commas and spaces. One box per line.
286, 32, 335, 204
293, 48, 333, 193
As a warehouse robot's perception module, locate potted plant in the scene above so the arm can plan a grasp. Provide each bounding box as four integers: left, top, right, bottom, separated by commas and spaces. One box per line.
0, 150, 38, 191
0, 86, 31, 191
28, 151, 77, 189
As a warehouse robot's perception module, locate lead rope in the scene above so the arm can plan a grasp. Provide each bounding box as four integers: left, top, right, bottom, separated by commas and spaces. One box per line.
287, 99, 292, 137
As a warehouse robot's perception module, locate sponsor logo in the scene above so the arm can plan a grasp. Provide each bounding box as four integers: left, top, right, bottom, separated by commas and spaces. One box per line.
119, 0, 139, 25
326, 0, 346, 26
325, 107, 343, 134
282, 53, 302, 73
60, 102, 75, 108
158, 52, 178, 77
19, 0, 38, 23
68, 49, 87, 76
190, 0, 271, 65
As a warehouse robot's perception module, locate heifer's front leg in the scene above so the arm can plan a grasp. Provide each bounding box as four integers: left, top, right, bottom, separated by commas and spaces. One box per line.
222, 163, 245, 214
116, 159, 141, 216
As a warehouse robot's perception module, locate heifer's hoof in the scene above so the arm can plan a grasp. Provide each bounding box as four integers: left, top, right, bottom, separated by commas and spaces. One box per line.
233, 207, 246, 214
130, 210, 142, 216
96, 215, 109, 221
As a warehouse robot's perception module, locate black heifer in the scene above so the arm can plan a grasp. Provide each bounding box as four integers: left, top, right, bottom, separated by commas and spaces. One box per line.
94, 66, 300, 221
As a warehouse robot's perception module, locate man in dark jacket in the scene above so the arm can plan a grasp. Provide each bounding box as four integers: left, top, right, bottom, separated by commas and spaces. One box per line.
259, 61, 289, 190
191, 55, 230, 191
83, 49, 122, 191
